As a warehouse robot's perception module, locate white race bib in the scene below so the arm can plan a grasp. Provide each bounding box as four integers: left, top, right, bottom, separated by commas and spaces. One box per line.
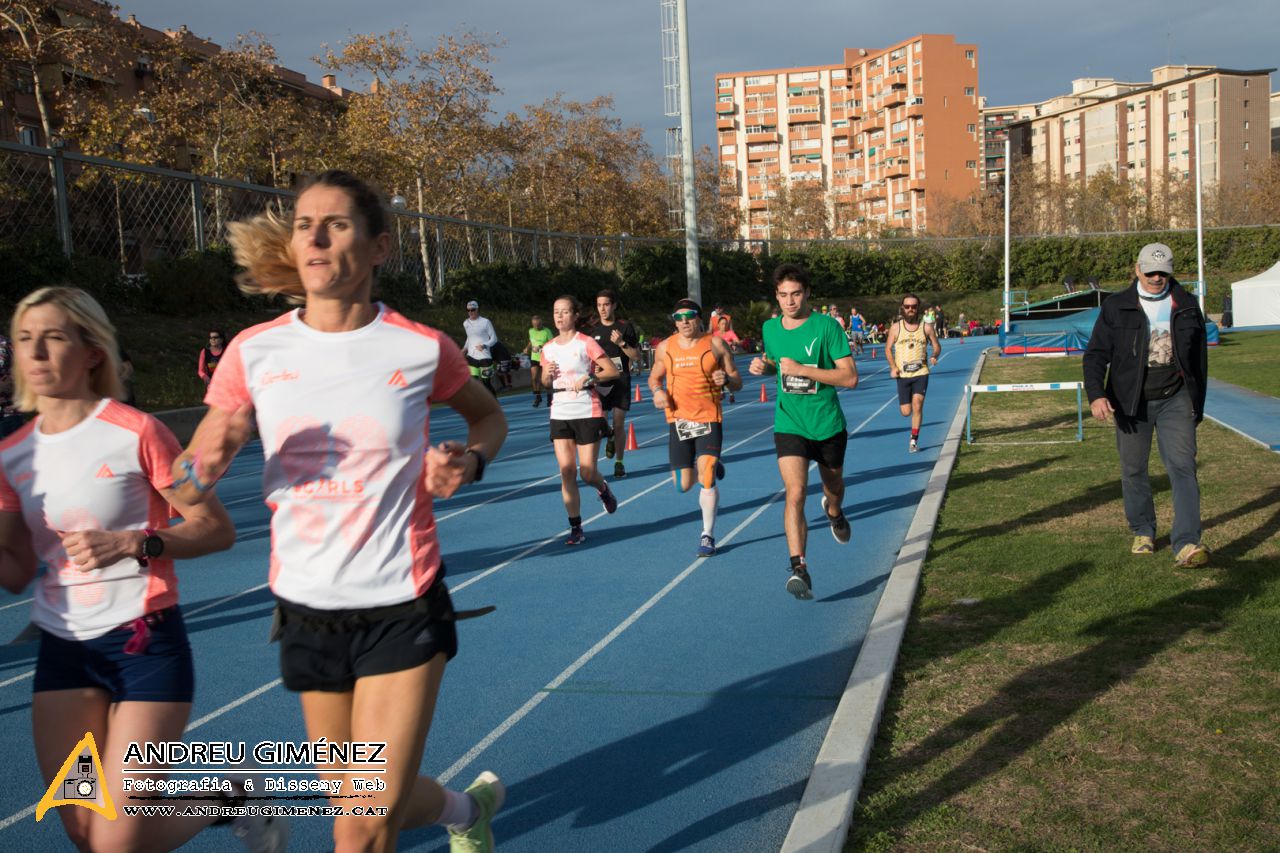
675, 419, 713, 440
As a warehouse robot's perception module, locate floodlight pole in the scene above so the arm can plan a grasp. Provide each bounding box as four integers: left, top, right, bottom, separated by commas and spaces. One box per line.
676, 0, 701, 304
1003, 138, 1011, 330
1194, 124, 1205, 316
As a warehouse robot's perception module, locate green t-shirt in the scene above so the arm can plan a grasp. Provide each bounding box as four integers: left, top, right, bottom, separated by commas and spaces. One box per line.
528, 327, 553, 362
763, 312, 850, 440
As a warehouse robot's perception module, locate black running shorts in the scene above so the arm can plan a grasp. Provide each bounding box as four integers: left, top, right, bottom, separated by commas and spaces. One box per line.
773, 429, 848, 470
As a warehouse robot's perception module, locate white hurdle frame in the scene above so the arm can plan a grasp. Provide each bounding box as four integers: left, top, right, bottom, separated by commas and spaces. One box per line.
965, 381, 1084, 444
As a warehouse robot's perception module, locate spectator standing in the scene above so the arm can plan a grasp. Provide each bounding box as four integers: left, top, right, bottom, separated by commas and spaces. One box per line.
197, 330, 227, 387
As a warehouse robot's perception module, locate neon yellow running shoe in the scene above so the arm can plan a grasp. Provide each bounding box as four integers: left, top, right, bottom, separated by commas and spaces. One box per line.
449, 771, 505, 853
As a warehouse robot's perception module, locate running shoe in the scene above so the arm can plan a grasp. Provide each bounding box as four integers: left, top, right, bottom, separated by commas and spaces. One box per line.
614, 460, 627, 479
605, 431, 616, 459
565, 526, 586, 546
1174, 543, 1210, 567
821, 496, 852, 544
231, 813, 290, 853
786, 567, 813, 600
729, 392, 736, 404
449, 771, 506, 853
909, 438, 919, 453
1131, 535, 1155, 555
698, 534, 716, 557
532, 395, 541, 407
598, 482, 618, 514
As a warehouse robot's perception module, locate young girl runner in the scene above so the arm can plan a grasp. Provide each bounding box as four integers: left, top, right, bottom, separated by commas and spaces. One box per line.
540, 296, 621, 545
0, 287, 267, 851
173, 171, 509, 853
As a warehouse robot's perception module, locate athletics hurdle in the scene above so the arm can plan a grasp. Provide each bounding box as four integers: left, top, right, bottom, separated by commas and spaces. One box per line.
964, 381, 1084, 444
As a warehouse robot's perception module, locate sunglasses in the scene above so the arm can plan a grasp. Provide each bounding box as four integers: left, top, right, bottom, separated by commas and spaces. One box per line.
1143, 270, 1170, 279
902, 304, 920, 309
671, 310, 699, 321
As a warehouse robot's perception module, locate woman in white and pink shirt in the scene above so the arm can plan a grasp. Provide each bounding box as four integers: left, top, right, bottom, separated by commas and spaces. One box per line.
540, 295, 621, 545
0, 287, 250, 852
175, 171, 509, 852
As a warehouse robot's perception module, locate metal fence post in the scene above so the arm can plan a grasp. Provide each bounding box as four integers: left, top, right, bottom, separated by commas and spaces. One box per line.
532, 231, 539, 267
486, 227, 494, 263
191, 177, 207, 252
52, 148, 73, 257
575, 235, 583, 265
434, 220, 445, 297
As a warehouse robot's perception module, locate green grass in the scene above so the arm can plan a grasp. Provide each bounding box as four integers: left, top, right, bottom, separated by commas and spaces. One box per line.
847, 354, 1280, 852
1209, 330, 1280, 399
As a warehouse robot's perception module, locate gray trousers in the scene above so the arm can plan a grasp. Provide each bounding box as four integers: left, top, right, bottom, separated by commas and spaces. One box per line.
1114, 387, 1202, 551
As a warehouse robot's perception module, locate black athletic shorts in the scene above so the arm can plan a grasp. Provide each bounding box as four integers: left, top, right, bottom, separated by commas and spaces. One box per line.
596, 380, 632, 412
274, 578, 459, 693
896, 374, 930, 406
668, 421, 723, 471
550, 417, 609, 445
774, 429, 848, 469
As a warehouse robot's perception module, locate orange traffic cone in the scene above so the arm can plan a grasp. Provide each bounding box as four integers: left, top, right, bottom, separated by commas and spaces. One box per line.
870, 347, 877, 359
633, 383, 643, 403
759, 383, 768, 403
624, 422, 639, 452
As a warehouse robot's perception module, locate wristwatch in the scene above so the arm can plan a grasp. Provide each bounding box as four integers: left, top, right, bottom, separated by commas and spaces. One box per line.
466, 449, 488, 483
138, 528, 164, 565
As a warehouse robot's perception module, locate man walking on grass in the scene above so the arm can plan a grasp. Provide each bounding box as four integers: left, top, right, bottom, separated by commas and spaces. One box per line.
1083, 242, 1210, 567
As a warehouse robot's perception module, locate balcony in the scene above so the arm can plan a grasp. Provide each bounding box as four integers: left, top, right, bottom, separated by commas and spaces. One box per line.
862, 184, 887, 201
790, 160, 823, 175
745, 83, 774, 95
717, 115, 735, 130
882, 87, 907, 108
905, 101, 925, 119
907, 178, 925, 192
788, 94, 820, 108
746, 129, 779, 144
862, 112, 885, 132
787, 109, 821, 124
715, 102, 736, 114
748, 197, 768, 210
885, 159, 909, 178
883, 72, 907, 88
880, 144, 906, 161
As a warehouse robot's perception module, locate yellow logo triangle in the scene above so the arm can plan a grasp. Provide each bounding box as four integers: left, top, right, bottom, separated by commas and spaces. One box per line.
36, 731, 116, 821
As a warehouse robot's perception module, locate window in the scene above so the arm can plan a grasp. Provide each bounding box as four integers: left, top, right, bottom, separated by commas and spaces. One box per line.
967, 123, 976, 133
1243, 78, 1250, 88
718, 94, 733, 103
1244, 141, 1250, 150
18, 126, 39, 147
966, 160, 976, 169
720, 144, 736, 155
1244, 121, 1250, 130
965, 50, 974, 60
1243, 99, 1249, 108
964, 87, 975, 96
718, 78, 733, 89
14, 68, 35, 95
744, 75, 774, 86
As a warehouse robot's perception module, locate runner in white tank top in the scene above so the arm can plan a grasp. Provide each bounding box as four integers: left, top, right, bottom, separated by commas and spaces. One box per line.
540, 295, 621, 545
173, 172, 509, 851
0, 287, 248, 852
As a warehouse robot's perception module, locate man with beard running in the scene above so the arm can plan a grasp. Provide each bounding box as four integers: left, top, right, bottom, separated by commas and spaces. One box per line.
586, 290, 640, 479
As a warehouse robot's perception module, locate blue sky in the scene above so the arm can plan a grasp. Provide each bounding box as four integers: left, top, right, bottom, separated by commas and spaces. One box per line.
118, 0, 1278, 158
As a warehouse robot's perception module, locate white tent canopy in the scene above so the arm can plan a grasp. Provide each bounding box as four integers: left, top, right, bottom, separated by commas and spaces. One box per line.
1230, 261, 1280, 328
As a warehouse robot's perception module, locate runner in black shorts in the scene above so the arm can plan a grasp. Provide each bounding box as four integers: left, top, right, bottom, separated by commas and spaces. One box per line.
886, 294, 941, 453
749, 264, 859, 599
649, 298, 741, 556
586, 289, 640, 479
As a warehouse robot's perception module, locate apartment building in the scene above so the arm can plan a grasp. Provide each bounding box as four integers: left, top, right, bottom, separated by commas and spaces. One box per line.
1003, 66, 1273, 191
715, 34, 981, 238
0, 0, 346, 160
1271, 91, 1280, 152
980, 101, 1037, 192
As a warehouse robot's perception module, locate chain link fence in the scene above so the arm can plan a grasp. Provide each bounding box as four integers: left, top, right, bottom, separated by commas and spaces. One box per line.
1, 140, 701, 297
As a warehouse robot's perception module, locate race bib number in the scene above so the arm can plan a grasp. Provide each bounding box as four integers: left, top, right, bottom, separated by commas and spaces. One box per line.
781, 370, 818, 395
902, 360, 924, 373
675, 419, 712, 440
610, 357, 624, 372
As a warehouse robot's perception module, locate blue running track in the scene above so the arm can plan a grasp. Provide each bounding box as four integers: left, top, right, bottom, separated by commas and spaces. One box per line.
0, 342, 987, 851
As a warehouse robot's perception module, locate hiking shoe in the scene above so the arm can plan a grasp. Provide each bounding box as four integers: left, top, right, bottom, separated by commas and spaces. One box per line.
698, 534, 716, 557
821, 496, 851, 544
614, 461, 627, 479
605, 433, 616, 459
1174, 543, 1210, 567
909, 438, 919, 453
231, 813, 290, 853
1130, 535, 1155, 555
449, 770, 506, 853
598, 483, 618, 514
786, 567, 813, 600
565, 526, 585, 546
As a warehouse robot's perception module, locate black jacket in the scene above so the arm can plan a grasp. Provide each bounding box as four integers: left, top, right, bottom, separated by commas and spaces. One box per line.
1082, 279, 1208, 422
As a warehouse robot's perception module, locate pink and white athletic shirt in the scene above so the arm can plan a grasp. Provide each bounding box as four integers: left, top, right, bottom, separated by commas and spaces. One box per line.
0, 399, 181, 641
541, 332, 606, 421
205, 304, 469, 610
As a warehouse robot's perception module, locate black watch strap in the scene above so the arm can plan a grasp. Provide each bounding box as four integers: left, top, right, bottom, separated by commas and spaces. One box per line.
466, 448, 488, 483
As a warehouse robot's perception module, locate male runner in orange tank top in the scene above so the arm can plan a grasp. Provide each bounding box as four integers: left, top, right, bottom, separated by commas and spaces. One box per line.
648, 298, 742, 556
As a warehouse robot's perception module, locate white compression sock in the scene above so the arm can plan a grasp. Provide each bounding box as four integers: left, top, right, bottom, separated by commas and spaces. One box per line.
699, 486, 719, 537
436, 787, 478, 830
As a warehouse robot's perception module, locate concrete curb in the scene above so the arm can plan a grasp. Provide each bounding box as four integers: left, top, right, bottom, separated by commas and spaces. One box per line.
780, 347, 991, 853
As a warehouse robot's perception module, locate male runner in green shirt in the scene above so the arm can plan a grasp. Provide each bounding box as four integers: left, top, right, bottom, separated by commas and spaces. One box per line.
525, 314, 554, 407
749, 263, 859, 599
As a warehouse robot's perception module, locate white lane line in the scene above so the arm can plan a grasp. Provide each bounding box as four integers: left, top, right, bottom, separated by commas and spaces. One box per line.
0, 597, 31, 612
184, 678, 283, 733
449, 421, 777, 595
186, 584, 270, 618
438, 484, 788, 786
0, 670, 33, 689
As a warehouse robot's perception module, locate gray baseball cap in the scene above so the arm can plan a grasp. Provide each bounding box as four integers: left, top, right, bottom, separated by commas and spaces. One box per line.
1137, 243, 1174, 275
